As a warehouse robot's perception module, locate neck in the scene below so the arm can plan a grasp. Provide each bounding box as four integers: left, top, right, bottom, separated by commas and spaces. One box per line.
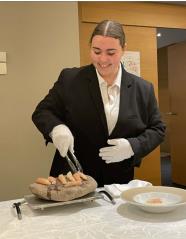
103, 67, 119, 86
104, 77, 115, 86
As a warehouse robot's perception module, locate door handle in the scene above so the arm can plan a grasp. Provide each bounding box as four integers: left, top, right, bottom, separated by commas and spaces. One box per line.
165, 112, 178, 116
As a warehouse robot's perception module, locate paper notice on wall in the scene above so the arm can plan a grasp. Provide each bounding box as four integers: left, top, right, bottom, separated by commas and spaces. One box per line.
0, 52, 6, 62
0, 63, 7, 74
121, 51, 140, 77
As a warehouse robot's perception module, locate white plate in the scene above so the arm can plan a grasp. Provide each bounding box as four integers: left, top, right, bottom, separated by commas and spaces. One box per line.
121, 186, 186, 213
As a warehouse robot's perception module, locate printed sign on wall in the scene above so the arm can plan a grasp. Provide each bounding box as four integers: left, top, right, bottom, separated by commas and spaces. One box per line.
121, 51, 140, 77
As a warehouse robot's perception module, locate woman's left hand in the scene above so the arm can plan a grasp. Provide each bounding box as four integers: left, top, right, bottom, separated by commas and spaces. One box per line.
99, 138, 134, 164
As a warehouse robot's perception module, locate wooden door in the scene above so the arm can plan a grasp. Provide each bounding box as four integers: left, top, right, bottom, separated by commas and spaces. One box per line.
168, 41, 186, 186
79, 22, 161, 185
158, 47, 171, 155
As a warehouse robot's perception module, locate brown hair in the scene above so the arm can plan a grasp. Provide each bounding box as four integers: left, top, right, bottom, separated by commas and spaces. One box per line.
90, 20, 125, 48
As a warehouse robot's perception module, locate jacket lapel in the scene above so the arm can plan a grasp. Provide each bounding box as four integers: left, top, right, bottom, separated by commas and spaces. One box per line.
87, 65, 109, 138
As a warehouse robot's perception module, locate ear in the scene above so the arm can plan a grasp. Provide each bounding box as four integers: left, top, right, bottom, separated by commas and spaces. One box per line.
123, 43, 127, 51
120, 43, 127, 57
120, 43, 126, 58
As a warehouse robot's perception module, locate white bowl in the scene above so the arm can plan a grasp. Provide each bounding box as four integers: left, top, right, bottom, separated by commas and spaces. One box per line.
133, 192, 182, 205
121, 186, 186, 213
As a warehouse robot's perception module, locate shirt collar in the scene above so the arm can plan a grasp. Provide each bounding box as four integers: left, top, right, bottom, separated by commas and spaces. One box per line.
96, 63, 122, 89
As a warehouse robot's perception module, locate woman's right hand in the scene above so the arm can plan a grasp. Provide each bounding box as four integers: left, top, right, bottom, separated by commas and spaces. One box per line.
51, 124, 74, 157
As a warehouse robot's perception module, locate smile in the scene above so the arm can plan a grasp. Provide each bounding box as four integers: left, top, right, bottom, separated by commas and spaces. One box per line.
98, 64, 110, 68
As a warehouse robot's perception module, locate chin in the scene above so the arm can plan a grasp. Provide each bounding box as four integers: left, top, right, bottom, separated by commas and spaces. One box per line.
97, 67, 110, 75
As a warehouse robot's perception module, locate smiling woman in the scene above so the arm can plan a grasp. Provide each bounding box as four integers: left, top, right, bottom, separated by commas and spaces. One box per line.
32, 19, 165, 187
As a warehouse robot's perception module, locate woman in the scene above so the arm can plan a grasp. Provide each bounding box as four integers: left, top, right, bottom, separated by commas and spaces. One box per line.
32, 20, 165, 187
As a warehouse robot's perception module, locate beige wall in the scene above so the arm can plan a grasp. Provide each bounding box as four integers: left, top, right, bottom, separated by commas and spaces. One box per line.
0, 2, 80, 201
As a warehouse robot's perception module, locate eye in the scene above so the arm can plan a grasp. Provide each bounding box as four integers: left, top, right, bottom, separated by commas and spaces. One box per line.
107, 50, 116, 56
107, 52, 115, 56
94, 51, 101, 55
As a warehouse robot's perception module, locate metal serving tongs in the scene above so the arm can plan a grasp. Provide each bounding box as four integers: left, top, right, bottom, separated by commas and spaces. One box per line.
65, 151, 115, 205
65, 151, 83, 173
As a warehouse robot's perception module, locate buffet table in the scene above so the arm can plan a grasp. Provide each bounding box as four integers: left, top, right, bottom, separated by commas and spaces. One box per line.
1, 194, 186, 239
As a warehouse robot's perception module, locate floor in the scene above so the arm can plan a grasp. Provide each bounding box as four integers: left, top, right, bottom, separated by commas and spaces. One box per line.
161, 154, 186, 189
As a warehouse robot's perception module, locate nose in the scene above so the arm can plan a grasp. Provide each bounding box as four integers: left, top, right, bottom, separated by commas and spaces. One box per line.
99, 53, 108, 63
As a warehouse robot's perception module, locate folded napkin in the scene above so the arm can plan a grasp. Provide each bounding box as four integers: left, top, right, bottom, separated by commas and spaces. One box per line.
104, 179, 152, 198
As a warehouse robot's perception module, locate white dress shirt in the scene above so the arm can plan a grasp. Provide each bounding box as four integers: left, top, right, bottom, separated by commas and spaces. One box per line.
96, 64, 122, 135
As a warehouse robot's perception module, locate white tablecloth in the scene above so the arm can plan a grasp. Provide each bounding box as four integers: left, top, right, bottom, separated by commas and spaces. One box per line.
0, 194, 186, 239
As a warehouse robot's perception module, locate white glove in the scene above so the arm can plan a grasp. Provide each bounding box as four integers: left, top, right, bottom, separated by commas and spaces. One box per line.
99, 138, 134, 164
51, 124, 74, 157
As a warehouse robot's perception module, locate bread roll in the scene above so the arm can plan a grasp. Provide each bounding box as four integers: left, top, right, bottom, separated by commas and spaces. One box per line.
48, 176, 56, 185
35, 177, 51, 185
78, 172, 87, 180
58, 174, 67, 184
66, 172, 76, 182
64, 181, 82, 187
73, 172, 82, 182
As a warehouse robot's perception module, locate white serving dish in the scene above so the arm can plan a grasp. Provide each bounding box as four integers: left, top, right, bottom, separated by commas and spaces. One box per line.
121, 186, 186, 213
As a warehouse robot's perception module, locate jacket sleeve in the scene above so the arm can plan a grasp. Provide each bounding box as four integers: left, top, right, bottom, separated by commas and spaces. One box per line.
32, 70, 67, 143
128, 83, 166, 166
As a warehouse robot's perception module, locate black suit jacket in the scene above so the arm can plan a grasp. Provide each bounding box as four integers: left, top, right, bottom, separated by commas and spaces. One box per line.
32, 64, 165, 186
